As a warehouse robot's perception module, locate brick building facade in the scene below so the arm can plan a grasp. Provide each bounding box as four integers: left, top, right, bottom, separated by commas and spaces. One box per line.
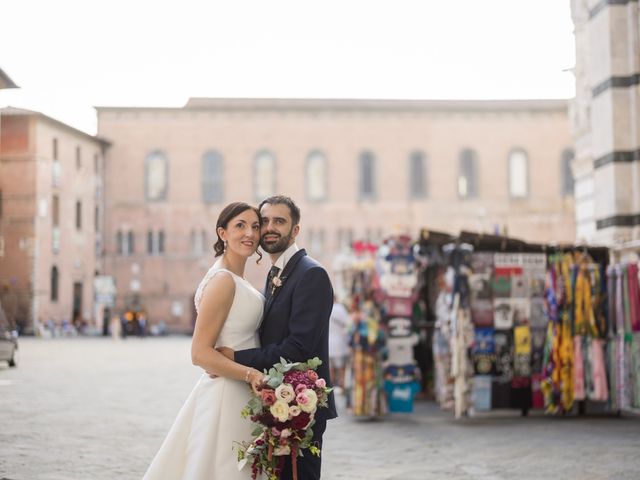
97, 98, 576, 332
0, 108, 108, 333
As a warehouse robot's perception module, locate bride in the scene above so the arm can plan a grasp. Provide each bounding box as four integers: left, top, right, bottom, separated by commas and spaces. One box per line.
144, 202, 266, 480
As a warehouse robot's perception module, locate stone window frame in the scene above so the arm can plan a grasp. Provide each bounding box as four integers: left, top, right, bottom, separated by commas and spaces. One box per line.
158, 230, 165, 254
127, 231, 135, 255
191, 228, 208, 255
457, 148, 479, 199
507, 148, 530, 199
147, 230, 154, 255
146, 230, 166, 255
75, 145, 82, 170
409, 150, 428, 199
561, 147, 575, 197
253, 150, 277, 202
116, 231, 124, 255
51, 266, 59, 302
308, 228, 326, 256
144, 150, 169, 202
202, 150, 224, 204
75, 200, 82, 231
358, 150, 377, 201
305, 150, 329, 203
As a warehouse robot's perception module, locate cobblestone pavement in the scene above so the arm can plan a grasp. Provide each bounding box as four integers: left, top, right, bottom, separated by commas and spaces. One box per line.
1, 338, 639, 480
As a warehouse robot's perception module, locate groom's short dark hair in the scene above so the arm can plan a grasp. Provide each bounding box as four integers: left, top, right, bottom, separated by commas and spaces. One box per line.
259, 195, 301, 226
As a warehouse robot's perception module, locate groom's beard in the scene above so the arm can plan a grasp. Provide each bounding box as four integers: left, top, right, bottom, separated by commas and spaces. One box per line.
260, 228, 293, 254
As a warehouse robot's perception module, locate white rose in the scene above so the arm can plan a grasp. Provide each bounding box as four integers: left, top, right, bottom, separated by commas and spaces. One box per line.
269, 400, 290, 423
288, 405, 301, 418
275, 383, 296, 403
298, 389, 318, 413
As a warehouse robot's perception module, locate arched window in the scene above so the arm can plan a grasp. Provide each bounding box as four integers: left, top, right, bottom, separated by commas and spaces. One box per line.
561, 148, 575, 196
116, 231, 124, 255
192, 229, 206, 255
508, 149, 529, 198
127, 231, 135, 255
254, 151, 276, 201
147, 230, 154, 254
409, 151, 428, 199
202, 230, 208, 253
158, 230, 165, 254
202, 151, 224, 203
309, 229, 325, 255
145, 151, 169, 201
359, 151, 376, 200
306, 151, 328, 202
51, 266, 59, 302
458, 149, 478, 198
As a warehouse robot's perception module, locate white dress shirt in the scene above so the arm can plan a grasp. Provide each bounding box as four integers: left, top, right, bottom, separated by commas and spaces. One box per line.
272, 242, 300, 278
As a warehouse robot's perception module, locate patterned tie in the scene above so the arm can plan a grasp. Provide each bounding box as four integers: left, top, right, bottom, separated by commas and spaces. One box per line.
266, 266, 280, 297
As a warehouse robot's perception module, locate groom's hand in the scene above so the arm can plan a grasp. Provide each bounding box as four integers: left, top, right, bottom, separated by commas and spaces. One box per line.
207, 346, 235, 379
216, 346, 235, 361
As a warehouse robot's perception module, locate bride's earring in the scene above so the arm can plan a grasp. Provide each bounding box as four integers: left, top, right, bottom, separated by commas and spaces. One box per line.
223, 240, 228, 252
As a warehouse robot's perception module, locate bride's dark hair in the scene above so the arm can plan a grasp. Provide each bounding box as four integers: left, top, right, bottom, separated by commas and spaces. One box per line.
214, 202, 262, 263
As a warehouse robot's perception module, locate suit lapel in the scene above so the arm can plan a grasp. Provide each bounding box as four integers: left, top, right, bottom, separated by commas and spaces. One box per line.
263, 249, 307, 321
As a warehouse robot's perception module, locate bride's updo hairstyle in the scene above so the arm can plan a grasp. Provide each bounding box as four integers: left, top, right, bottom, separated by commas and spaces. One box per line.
213, 202, 262, 263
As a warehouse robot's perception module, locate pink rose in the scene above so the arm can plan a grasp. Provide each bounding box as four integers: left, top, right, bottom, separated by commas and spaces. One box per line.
296, 392, 310, 406
307, 370, 319, 382
315, 378, 326, 389
261, 388, 276, 406
297, 389, 318, 413
271, 427, 281, 437
295, 384, 307, 395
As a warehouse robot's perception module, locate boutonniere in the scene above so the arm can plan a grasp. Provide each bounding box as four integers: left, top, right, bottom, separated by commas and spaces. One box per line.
270, 275, 288, 295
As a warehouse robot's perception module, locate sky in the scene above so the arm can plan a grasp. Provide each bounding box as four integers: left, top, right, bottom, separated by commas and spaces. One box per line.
0, 0, 575, 135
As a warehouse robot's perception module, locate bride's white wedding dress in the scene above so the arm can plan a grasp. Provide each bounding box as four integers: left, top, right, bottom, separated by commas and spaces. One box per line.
144, 261, 264, 480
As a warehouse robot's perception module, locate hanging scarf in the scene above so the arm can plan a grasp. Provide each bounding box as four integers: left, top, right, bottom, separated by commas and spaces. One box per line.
615, 266, 629, 410
575, 264, 599, 338
623, 266, 633, 335
607, 265, 616, 338
573, 336, 585, 401
628, 264, 640, 332
560, 308, 574, 411
632, 333, 640, 408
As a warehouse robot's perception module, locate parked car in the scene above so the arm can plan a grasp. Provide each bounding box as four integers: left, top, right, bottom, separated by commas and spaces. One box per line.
0, 302, 18, 367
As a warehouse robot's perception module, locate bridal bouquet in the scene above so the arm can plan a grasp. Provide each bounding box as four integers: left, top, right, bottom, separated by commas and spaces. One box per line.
236, 357, 332, 480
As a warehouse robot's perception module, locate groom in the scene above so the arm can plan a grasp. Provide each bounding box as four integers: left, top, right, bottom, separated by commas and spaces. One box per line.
219, 195, 337, 479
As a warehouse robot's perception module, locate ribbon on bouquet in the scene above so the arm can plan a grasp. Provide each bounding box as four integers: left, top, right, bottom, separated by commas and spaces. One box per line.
291, 445, 299, 480
267, 440, 299, 480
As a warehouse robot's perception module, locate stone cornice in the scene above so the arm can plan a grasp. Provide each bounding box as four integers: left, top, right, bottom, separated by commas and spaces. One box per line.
597, 213, 640, 229
589, 0, 638, 20
594, 149, 640, 168
592, 73, 640, 98
95, 98, 569, 115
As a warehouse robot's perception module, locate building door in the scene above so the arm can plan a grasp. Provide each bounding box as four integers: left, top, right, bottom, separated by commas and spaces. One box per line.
72, 282, 83, 325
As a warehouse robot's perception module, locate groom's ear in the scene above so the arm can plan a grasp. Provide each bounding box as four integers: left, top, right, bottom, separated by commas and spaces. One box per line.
292, 224, 300, 238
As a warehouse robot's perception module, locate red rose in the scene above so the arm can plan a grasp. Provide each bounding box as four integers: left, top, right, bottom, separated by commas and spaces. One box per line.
261, 388, 277, 406
291, 411, 312, 430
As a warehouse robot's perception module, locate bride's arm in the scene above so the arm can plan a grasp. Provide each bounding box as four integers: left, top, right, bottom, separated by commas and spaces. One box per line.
191, 272, 263, 386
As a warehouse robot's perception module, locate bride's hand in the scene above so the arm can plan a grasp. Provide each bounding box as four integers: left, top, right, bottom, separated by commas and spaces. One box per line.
247, 369, 265, 394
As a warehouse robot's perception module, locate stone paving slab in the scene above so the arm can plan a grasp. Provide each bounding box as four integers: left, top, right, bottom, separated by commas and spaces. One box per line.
1, 338, 639, 479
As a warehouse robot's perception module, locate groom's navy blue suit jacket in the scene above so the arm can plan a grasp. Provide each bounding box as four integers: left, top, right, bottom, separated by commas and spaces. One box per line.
235, 249, 338, 422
